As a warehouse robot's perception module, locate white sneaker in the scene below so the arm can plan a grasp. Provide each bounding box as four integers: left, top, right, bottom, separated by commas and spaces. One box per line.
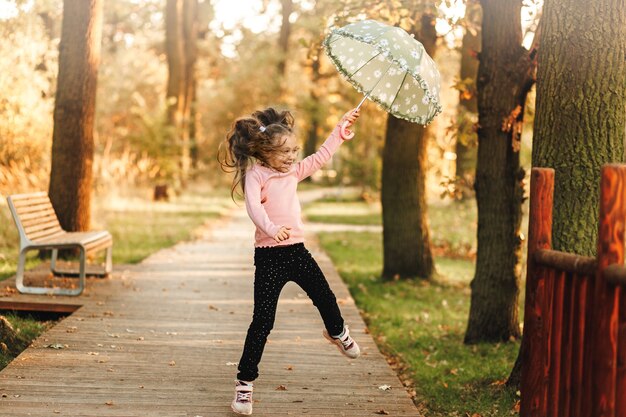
231, 380, 253, 415
323, 325, 360, 359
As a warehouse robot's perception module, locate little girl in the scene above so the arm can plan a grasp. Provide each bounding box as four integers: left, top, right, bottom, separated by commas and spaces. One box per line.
220, 107, 360, 415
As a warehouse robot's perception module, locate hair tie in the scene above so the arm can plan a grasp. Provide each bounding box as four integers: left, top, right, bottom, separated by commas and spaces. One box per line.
259, 125, 266, 133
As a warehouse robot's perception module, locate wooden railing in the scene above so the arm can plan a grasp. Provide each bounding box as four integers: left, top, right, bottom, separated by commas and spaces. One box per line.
520, 165, 626, 417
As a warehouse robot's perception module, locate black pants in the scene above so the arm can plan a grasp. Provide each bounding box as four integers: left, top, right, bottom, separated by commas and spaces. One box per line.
237, 243, 344, 381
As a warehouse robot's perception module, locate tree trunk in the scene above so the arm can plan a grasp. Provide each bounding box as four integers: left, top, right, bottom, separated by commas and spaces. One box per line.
455, 0, 481, 197
165, 0, 186, 182
181, 0, 198, 179
277, 0, 293, 78
381, 14, 436, 280
48, 0, 103, 232
464, 0, 533, 343
303, 55, 321, 177
532, 0, 626, 256
166, 0, 185, 128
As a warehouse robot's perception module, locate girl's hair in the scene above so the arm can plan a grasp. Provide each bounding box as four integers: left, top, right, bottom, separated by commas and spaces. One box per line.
219, 107, 295, 199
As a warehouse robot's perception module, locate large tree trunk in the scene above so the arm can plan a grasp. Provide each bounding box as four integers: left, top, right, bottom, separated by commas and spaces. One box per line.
464, 0, 534, 343
455, 0, 481, 197
532, 0, 626, 255
48, 0, 103, 232
381, 14, 436, 280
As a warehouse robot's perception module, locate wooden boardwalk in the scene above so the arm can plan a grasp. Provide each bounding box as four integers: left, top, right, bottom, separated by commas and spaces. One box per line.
0, 208, 420, 416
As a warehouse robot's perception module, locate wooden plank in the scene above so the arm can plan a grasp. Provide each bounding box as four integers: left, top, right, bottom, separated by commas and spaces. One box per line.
0, 301, 81, 314
7, 191, 48, 201
23, 219, 62, 235
570, 273, 591, 417
558, 271, 574, 417
548, 269, 565, 417
591, 164, 626, 417
521, 168, 554, 417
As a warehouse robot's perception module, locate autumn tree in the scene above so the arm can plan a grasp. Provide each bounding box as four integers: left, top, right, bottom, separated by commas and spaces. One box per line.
48, 0, 103, 231
381, 12, 437, 280
464, 0, 538, 343
532, 0, 626, 255
165, 0, 199, 184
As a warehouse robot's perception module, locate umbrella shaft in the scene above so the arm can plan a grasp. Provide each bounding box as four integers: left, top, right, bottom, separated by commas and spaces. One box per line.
356, 93, 369, 111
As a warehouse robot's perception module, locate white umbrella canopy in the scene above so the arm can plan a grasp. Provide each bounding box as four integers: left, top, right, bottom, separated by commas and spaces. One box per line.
324, 19, 442, 127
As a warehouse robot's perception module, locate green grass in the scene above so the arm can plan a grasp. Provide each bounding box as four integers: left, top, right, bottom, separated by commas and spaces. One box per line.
304, 199, 478, 258
317, 231, 520, 417
0, 313, 54, 369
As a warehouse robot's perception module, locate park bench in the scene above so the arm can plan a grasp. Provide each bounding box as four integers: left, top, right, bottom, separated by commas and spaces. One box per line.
6, 191, 112, 296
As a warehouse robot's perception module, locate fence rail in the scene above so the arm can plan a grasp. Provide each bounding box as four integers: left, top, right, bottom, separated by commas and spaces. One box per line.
520, 165, 626, 417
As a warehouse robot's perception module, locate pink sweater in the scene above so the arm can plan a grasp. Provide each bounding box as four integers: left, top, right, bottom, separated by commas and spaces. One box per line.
244, 128, 345, 247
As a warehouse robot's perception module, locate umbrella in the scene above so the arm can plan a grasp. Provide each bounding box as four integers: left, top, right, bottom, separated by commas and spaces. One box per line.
323, 19, 442, 138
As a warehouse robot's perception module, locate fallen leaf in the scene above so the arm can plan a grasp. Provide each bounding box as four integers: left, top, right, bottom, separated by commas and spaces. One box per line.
513, 400, 521, 412
169, 361, 176, 366
378, 385, 392, 391
275, 385, 287, 391
105, 401, 114, 406
375, 410, 389, 415
87, 352, 99, 356
285, 365, 294, 371
226, 362, 238, 366
46, 343, 65, 350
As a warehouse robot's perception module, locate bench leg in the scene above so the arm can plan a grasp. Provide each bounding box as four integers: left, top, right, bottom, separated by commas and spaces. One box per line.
104, 245, 112, 275
15, 249, 28, 294
15, 246, 84, 296
50, 249, 58, 274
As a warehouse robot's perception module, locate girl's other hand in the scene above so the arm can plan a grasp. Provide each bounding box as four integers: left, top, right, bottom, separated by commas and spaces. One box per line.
273, 226, 292, 243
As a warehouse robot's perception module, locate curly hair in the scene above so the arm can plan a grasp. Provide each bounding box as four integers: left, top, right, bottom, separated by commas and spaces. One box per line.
218, 107, 295, 200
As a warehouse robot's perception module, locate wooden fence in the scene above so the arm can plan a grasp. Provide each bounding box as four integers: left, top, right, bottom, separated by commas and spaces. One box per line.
520, 165, 626, 417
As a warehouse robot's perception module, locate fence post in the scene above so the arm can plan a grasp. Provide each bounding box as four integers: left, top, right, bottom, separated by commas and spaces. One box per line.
521, 168, 555, 417
591, 164, 626, 417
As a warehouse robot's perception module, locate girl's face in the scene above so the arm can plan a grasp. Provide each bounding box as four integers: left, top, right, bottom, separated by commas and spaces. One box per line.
267, 134, 299, 172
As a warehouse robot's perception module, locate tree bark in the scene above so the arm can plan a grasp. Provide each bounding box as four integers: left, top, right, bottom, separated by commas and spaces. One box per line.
48, 0, 103, 232
464, 0, 534, 343
381, 14, 436, 280
532, 0, 626, 256
455, 0, 481, 197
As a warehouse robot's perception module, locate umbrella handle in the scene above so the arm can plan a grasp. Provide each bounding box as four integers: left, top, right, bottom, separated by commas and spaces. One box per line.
340, 120, 355, 140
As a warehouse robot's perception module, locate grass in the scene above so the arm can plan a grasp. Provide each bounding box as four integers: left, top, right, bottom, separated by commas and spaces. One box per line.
0, 313, 55, 369
304, 197, 478, 259
317, 231, 520, 416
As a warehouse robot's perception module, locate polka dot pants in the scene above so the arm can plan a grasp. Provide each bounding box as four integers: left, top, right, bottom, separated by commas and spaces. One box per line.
236, 243, 344, 382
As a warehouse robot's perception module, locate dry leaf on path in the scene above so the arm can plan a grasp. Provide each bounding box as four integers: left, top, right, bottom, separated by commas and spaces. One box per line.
375, 410, 389, 415
276, 385, 287, 391
378, 384, 392, 391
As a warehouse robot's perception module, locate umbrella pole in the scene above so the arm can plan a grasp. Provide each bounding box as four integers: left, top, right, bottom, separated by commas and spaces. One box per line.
355, 93, 369, 111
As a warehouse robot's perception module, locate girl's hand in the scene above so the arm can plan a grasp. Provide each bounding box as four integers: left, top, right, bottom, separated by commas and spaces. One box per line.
273, 226, 292, 243
339, 108, 360, 140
